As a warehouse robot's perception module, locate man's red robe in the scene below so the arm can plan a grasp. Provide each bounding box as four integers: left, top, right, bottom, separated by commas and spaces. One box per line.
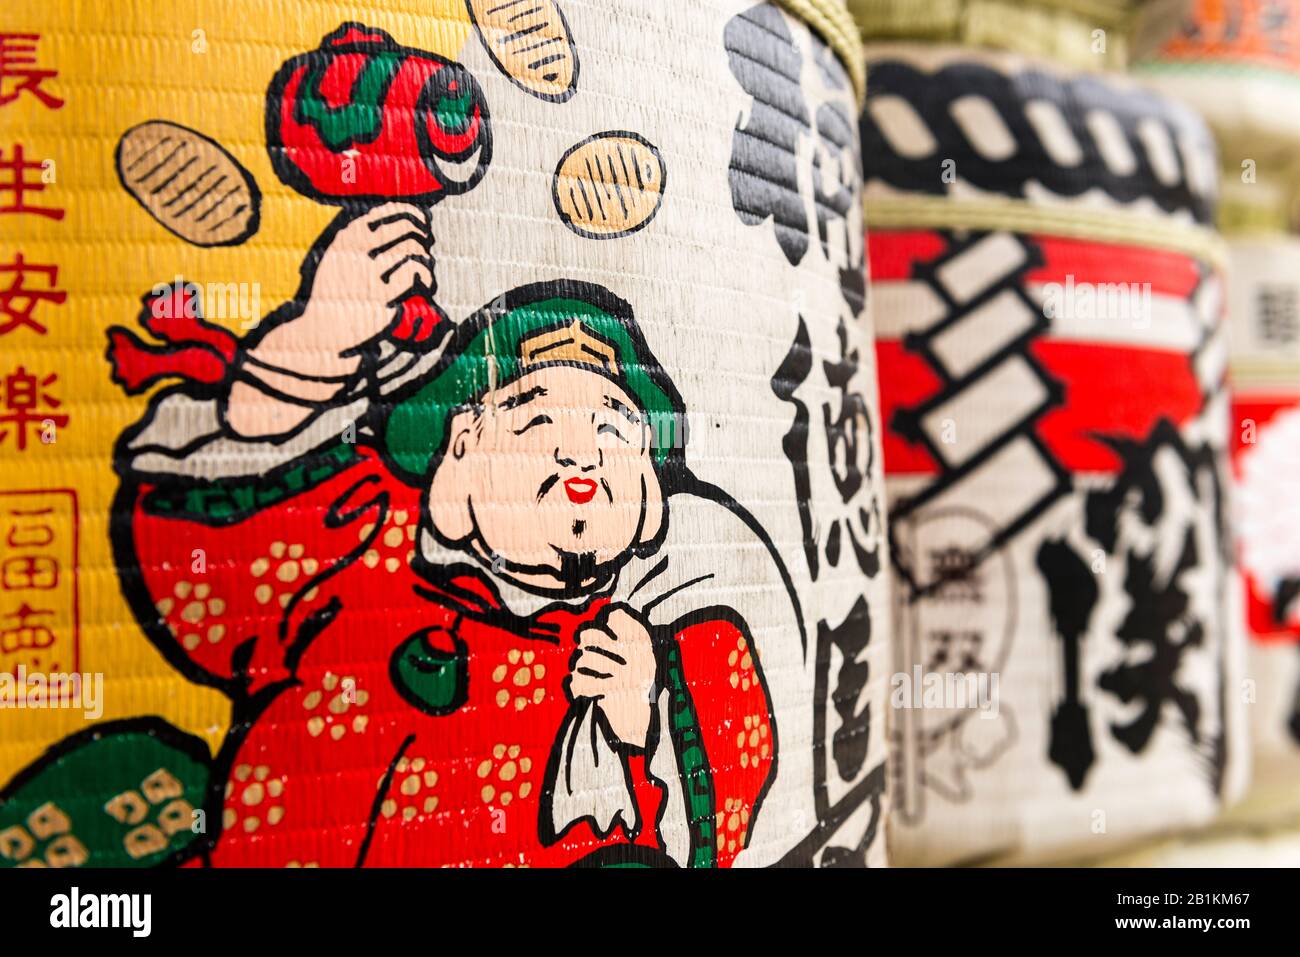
122, 444, 774, 867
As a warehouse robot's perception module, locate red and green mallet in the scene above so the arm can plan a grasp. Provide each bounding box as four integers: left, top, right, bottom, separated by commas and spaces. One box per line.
266, 22, 493, 346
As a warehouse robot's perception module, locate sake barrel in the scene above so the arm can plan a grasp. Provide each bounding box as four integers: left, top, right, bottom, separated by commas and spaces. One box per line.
1136, 0, 1300, 170
849, 0, 1187, 71
1136, 4, 1300, 825
1224, 220, 1300, 822
0, 0, 891, 869
1092, 822, 1300, 865
861, 42, 1248, 865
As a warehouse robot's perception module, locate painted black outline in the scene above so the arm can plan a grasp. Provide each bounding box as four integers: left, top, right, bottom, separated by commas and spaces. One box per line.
772, 315, 817, 578
108, 452, 389, 697
383, 278, 686, 481
108, 466, 393, 863
569, 843, 679, 868
1080, 415, 1232, 796
355, 733, 415, 867
776, 761, 886, 867
394, 279, 683, 603
265, 22, 493, 206
537, 697, 643, 848
666, 603, 779, 864
115, 120, 261, 248
886, 231, 1072, 602
107, 276, 804, 867
551, 131, 665, 240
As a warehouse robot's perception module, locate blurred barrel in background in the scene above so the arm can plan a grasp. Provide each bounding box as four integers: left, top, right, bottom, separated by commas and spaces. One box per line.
1138, 0, 1300, 168
848, 0, 1186, 71
856, 4, 1249, 863
1223, 223, 1300, 818
1137, 0, 1300, 827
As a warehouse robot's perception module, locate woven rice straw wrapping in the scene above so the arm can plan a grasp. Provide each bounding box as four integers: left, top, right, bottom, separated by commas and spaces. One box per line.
850, 0, 1190, 71
0, 0, 893, 869
1135, 1, 1300, 832
1137, 0, 1300, 169
862, 41, 1248, 865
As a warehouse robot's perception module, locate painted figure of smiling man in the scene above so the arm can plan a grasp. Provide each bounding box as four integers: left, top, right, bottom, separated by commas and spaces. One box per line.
109, 201, 803, 868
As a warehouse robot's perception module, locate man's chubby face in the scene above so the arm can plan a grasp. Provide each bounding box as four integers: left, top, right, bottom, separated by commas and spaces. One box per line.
427, 364, 666, 593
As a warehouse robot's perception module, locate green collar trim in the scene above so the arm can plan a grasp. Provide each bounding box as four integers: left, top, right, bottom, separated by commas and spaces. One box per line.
141, 443, 360, 526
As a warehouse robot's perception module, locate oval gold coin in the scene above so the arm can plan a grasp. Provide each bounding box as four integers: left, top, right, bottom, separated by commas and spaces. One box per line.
553, 132, 665, 240
116, 120, 260, 247
468, 0, 578, 102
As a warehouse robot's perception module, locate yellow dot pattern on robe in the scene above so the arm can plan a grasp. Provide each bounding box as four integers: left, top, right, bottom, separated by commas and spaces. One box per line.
475, 743, 533, 807
491, 648, 547, 711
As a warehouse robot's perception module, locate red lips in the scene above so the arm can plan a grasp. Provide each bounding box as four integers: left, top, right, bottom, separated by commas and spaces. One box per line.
563, 478, 598, 504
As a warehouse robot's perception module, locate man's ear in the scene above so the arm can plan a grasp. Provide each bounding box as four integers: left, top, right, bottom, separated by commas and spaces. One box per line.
450, 415, 472, 460
427, 411, 476, 543
636, 464, 666, 547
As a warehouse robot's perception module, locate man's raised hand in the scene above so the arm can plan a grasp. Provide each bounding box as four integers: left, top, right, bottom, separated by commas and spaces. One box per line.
299, 202, 436, 361
224, 202, 433, 437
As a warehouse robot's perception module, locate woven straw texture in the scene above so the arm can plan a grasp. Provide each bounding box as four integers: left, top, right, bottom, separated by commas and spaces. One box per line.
1135, 0, 1300, 833
848, 0, 1163, 70
1136, 0, 1300, 168
864, 41, 1247, 866
0, 0, 890, 869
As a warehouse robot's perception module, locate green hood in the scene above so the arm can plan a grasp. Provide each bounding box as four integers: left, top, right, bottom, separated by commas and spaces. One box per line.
383, 282, 685, 483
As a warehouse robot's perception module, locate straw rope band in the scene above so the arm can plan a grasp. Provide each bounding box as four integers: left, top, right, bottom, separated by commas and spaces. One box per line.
1136, 59, 1300, 85
1219, 195, 1297, 237
864, 196, 1228, 268
848, 0, 1140, 70
850, 0, 1144, 31
777, 0, 867, 103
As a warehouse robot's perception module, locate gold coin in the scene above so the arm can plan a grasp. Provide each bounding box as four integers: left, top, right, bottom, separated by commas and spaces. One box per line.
116, 120, 260, 247
553, 132, 665, 240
